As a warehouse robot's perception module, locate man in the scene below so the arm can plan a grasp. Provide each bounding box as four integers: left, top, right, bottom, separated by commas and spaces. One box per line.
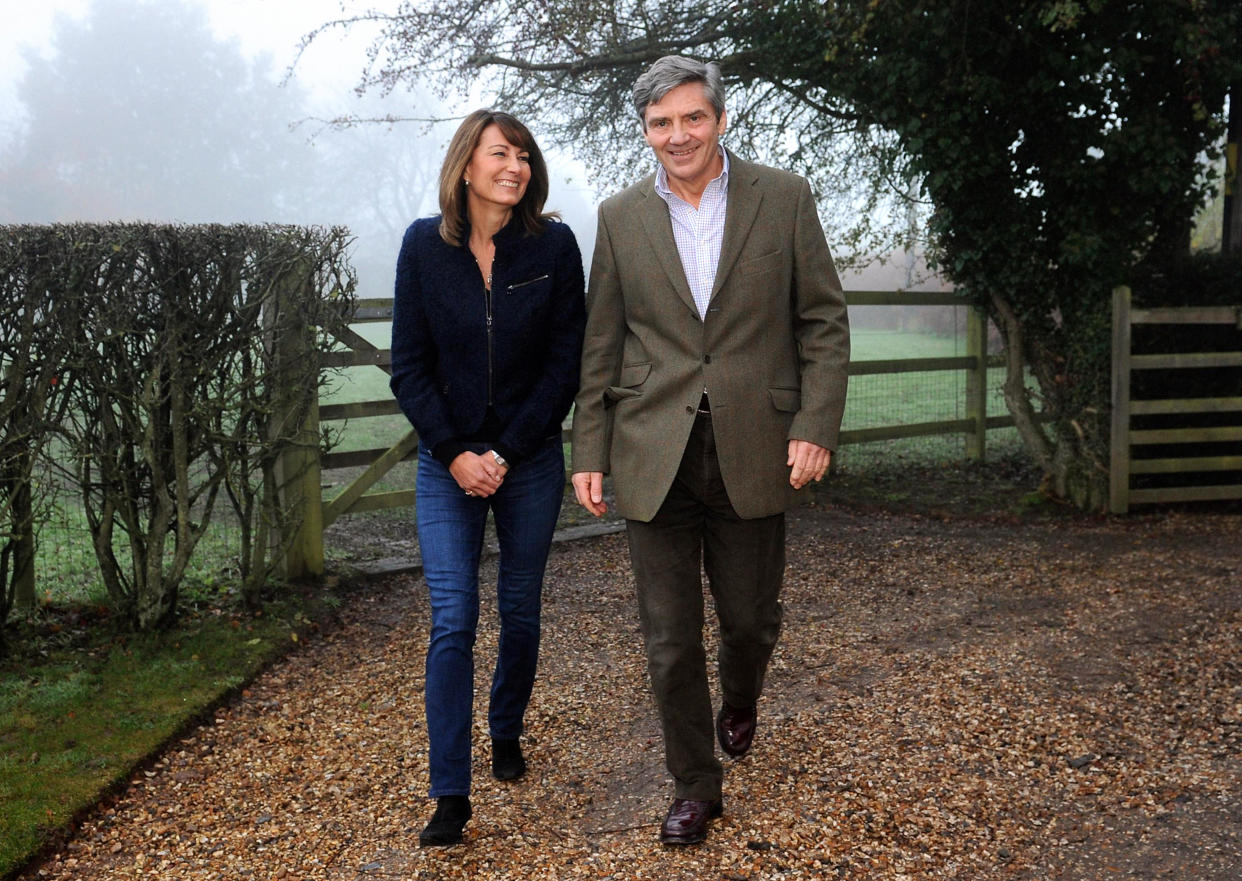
571, 55, 850, 846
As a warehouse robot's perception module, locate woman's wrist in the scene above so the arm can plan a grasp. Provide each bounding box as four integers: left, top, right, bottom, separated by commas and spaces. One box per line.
432, 440, 469, 469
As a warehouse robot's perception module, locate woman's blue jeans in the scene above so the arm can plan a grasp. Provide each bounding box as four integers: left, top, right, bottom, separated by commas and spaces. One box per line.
415, 438, 565, 798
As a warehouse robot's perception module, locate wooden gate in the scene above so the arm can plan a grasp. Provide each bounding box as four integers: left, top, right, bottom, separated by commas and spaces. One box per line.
1109, 285, 1242, 513
317, 298, 417, 527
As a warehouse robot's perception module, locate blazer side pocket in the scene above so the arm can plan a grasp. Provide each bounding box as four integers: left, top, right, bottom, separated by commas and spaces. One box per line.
604, 362, 652, 407
767, 386, 801, 413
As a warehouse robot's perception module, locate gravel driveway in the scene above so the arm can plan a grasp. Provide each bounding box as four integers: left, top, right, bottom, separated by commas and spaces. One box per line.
25, 501, 1242, 880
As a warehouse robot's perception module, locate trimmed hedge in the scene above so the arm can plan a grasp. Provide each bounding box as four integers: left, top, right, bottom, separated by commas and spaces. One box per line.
0, 224, 356, 637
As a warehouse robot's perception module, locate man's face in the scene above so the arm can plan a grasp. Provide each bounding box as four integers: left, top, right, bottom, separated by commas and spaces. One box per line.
642, 82, 727, 195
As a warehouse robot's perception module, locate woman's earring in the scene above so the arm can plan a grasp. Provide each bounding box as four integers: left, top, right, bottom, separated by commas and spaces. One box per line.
464, 179, 471, 186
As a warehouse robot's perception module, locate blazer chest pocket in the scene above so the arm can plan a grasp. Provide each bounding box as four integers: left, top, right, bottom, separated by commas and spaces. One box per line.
739, 250, 782, 277
768, 386, 801, 413
604, 362, 651, 406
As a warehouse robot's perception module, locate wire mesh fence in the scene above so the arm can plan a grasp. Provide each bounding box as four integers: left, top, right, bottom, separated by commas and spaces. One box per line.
30, 478, 251, 607
834, 364, 1015, 471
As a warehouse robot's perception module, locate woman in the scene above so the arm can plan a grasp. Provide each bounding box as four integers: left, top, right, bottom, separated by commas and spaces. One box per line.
390, 110, 586, 846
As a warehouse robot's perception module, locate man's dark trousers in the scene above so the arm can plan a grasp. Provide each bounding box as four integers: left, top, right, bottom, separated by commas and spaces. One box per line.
625, 410, 784, 802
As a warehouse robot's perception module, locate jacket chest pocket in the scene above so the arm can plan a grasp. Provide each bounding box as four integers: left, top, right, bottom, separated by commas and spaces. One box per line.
506, 274, 550, 293
739, 250, 782, 278
500, 274, 553, 322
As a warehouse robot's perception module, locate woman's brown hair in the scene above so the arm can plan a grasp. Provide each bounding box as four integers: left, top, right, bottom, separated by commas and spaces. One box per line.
437, 109, 554, 246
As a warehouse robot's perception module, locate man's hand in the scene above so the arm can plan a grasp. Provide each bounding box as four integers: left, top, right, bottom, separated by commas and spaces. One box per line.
787, 439, 831, 489
572, 471, 608, 517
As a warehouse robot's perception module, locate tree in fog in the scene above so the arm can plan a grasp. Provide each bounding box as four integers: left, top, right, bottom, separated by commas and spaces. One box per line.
298, 94, 448, 294
0, 0, 318, 223
312, 0, 1242, 509
301, 91, 599, 297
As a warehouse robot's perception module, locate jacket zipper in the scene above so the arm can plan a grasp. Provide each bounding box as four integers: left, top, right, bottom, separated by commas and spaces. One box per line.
485, 279, 495, 407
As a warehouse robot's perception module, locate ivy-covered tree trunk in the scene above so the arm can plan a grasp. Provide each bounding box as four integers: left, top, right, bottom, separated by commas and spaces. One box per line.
858, 2, 1239, 510
989, 292, 1111, 511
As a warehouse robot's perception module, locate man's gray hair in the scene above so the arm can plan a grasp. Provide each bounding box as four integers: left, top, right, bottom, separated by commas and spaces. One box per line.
631, 55, 725, 130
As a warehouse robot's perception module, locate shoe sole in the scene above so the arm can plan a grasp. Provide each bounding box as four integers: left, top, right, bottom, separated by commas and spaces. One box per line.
660, 834, 707, 845
418, 833, 464, 847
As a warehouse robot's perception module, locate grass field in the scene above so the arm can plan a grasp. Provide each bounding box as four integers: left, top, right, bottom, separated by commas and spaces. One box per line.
33, 506, 248, 608
0, 587, 336, 877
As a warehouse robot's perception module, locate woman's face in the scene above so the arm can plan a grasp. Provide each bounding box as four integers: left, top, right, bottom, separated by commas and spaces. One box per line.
464, 123, 531, 215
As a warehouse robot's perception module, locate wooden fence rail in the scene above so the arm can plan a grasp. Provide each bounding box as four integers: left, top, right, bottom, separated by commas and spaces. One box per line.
1109, 286, 1242, 513
21, 286, 1236, 596
287, 292, 1017, 574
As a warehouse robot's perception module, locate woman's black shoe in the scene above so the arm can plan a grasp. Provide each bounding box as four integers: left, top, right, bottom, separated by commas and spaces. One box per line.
491, 737, 527, 781
418, 795, 471, 847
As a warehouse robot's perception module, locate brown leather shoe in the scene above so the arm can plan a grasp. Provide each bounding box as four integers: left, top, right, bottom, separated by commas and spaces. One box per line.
659, 797, 723, 845
716, 703, 757, 757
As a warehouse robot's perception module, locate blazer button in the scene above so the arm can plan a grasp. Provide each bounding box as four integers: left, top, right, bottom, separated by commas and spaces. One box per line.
704, 354, 712, 364
685, 405, 694, 414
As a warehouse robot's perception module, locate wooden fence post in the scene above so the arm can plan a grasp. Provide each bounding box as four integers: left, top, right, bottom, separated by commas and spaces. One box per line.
271, 265, 324, 580
965, 306, 988, 461
277, 397, 324, 580
1109, 286, 1133, 514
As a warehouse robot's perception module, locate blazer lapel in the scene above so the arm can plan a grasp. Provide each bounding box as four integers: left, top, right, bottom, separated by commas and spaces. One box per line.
712, 152, 763, 299
637, 179, 700, 318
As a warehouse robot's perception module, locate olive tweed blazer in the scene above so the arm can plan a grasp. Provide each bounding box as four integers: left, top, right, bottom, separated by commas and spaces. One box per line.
571, 152, 850, 522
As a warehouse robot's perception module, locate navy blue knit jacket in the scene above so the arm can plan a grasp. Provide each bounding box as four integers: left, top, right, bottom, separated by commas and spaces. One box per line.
390, 214, 586, 468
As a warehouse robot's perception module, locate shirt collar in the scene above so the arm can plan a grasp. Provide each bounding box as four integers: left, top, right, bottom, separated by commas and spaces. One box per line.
655, 146, 730, 200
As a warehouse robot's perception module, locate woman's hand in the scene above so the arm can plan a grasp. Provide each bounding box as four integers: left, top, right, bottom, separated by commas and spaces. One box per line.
449, 451, 507, 498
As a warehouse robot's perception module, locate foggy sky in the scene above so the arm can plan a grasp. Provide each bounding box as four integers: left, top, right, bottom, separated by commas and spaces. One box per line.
0, 0, 600, 298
